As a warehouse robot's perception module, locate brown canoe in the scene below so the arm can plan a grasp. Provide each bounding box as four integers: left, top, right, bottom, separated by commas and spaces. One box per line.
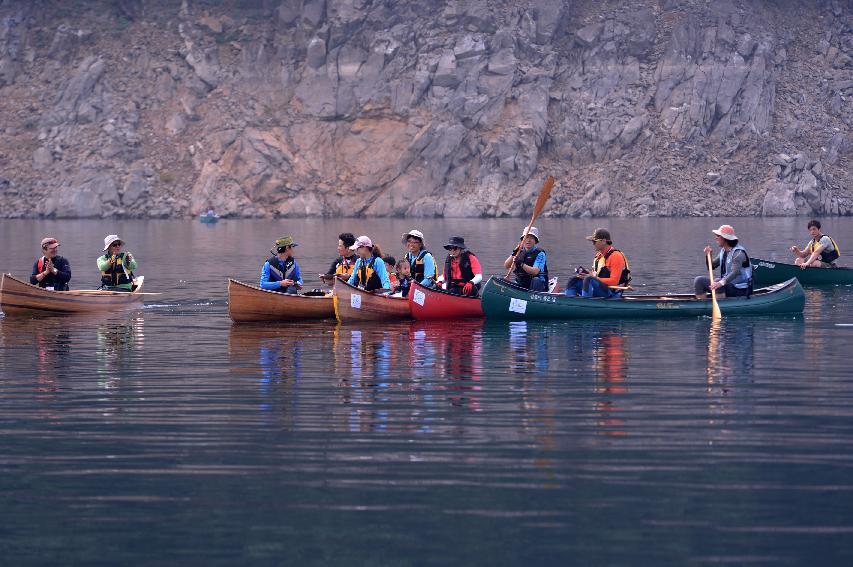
333, 278, 411, 323
227, 278, 335, 322
0, 273, 146, 316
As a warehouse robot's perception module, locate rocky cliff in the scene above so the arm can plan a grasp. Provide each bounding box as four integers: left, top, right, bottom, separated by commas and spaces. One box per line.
0, 0, 850, 218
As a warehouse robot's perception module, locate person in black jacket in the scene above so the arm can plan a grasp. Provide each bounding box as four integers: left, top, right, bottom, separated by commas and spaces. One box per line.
30, 237, 71, 290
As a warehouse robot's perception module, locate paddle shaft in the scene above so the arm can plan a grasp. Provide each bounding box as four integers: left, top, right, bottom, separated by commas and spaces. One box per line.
505, 176, 555, 279
707, 251, 722, 319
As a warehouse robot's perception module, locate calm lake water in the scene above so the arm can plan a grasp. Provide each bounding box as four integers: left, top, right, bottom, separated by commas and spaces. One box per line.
1, 217, 852, 565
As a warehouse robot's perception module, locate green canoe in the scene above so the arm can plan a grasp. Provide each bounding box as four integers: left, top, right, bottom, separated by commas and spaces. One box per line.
480, 276, 805, 320
751, 258, 853, 287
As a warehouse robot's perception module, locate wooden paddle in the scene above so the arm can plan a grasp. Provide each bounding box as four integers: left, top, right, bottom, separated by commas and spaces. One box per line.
706, 251, 722, 320
505, 175, 555, 279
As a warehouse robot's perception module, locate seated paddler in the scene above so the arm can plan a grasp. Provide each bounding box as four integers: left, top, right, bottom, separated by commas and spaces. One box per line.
260, 236, 302, 294
437, 236, 483, 297
31, 236, 71, 291
564, 228, 631, 298
694, 224, 752, 299
503, 226, 548, 291
98, 234, 138, 291
402, 229, 437, 287
320, 232, 358, 284
347, 235, 391, 292
790, 219, 840, 269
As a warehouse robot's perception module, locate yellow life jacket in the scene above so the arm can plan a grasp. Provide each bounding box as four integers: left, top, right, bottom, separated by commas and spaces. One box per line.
356, 256, 383, 292
335, 255, 357, 277
807, 235, 840, 263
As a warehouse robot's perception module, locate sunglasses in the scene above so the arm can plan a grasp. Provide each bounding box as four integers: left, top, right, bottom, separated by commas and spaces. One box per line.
448, 246, 461, 250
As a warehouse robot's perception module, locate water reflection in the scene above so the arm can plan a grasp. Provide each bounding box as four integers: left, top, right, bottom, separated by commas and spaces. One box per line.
96, 316, 145, 389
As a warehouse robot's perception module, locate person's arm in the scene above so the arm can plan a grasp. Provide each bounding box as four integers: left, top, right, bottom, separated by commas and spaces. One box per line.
598, 253, 625, 287
419, 253, 436, 285
802, 238, 828, 266
259, 262, 280, 290
523, 250, 545, 276
720, 250, 745, 284
326, 258, 339, 276
469, 254, 483, 285
30, 260, 42, 285
97, 254, 112, 272
376, 258, 391, 290
55, 257, 71, 285
347, 260, 360, 286
291, 262, 303, 287
124, 253, 138, 271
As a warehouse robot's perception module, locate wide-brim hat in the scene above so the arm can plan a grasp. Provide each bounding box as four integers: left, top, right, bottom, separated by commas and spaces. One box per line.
402, 229, 425, 245
520, 226, 540, 242
585, 228, 611, 242
103, 234, 123, 251
351, 235, 373, 250
711, 224, 738, 241
40, 237, 59, 249
275, 236, 298, 249
443, 236, 467, 250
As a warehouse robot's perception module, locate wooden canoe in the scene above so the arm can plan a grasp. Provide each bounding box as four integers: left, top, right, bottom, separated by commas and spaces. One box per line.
480, 276, 805, 320
227, 279, 335, 322
333, 278, 411, 323
408, 281, 483, 320
0, 273, 146, 316
751, 257, 853, 287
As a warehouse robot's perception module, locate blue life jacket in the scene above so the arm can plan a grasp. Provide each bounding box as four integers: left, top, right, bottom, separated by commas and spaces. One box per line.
267, 256, 296, 286
719, 245, 752, 289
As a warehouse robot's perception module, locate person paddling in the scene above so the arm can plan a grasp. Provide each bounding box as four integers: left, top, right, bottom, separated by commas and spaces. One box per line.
347, 236, 391, 292
402, 229, 437, 287
98, 235, 138, 291
694, 224, 752, 298
320, 232, 359, 284
503, 226, 548, 291
791, 219, 840, 269
260, 236, 302, 294
30, 237, 71, 291
437, 236, 483, 297
565, 228, 631, 298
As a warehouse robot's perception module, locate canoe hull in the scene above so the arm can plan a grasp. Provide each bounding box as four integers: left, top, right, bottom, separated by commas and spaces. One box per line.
227, 279, 334, 322
0, 273, 145, 316
334, 279, 411, 322
199, 215, 219, 224
408, 281, 483, 320
480, 276, 805, 320
752, 258, 853, 286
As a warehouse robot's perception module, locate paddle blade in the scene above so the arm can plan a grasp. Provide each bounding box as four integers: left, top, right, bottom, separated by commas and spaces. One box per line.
530, 175, 555, 221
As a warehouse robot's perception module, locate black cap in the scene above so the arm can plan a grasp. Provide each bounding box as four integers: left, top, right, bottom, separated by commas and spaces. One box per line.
585, 228, 611, 242
443, 236, 467, 250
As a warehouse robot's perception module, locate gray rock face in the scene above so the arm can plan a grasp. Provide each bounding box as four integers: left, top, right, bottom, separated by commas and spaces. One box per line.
0, 0, 850, 218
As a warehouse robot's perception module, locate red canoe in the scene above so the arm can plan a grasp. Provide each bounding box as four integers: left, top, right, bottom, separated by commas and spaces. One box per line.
408, 281, 484, 320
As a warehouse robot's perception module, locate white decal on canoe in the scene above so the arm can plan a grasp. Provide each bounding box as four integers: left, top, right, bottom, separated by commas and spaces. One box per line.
509, 298, 527, 314
757, 261, 775, 269
413, 289, 426, 306
351, 293, 362, 309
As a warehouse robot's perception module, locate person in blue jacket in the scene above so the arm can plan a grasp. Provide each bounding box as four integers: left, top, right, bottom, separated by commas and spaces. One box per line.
347, 235, 391, 292
402, 229, 436, 287
259, 236, 303, 294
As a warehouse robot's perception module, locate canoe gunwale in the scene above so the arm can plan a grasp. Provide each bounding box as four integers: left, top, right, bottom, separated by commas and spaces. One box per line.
751, 257, 853, 286
333, 278, 411, 323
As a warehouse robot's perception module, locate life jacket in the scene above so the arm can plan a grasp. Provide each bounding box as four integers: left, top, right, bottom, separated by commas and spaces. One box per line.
444, 251, 481, 293
335, 254, 358, 277
101, 252, 134, 287
808, 235, 840, 264
719, 244, 752, 289
398, 276, 412, 298
514, 247, 548, 289
355, 256, 383, 292
407, 249, 434, 283
267, 256, 297, 282
593, 248, 632, 286
36, 256, 69, 290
